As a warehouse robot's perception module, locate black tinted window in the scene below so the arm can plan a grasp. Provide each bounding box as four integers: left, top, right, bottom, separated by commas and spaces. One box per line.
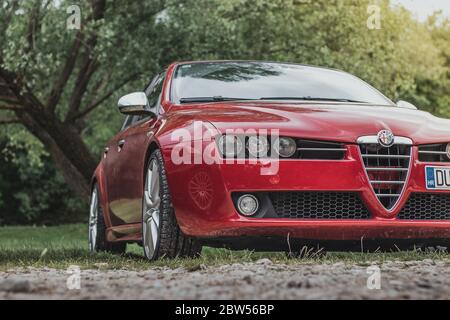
121, 116, 134, 131
147, 73, 165, 109
172, 62, 392, 105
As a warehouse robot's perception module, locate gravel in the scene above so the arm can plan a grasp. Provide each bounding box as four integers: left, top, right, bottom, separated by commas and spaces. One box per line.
1, 260, 450, 300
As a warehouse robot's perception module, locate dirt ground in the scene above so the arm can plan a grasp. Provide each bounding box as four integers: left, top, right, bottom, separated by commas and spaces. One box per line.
1, 259, 449, 300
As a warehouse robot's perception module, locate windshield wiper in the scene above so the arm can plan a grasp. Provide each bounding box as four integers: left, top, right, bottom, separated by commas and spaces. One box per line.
260, 97, 368, 103
180, 96, 369, 104
179, 96, 257, 104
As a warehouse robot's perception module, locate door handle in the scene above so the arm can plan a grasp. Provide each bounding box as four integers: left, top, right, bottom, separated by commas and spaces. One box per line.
117, 139, 126, 152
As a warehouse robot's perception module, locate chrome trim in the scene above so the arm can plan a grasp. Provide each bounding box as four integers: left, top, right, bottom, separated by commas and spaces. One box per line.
237, 194, 259, 216
370, 181, 405, 185
358, 141, 413, 212
362, 154, 410, 159
118, 92, 149, 114
357, 136, 413, 146
297, 148, 347, 152
365, 167, 408, 172
418, 151, 448, 155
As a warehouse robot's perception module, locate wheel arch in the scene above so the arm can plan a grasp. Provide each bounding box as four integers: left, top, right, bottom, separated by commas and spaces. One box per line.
90, 163, 103, 193
143, 140, 162, 179
141, 140, 162, 197
90, 164, 112, 229
145, 140, 161, 163
90, 177, 97, 193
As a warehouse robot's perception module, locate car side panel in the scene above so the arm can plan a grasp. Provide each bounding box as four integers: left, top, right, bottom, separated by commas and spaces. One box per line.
105, 119, 158, 228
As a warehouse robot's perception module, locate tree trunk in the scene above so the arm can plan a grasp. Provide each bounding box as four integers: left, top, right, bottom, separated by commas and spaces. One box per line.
1, 71, 97, 199
18, 111, 96, 199
0, 0, 113, 199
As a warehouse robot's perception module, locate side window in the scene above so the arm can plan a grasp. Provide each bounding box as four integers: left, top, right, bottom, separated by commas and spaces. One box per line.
146, 72, 166, 111
121, 115, 134, 131
121, 115, 142, 131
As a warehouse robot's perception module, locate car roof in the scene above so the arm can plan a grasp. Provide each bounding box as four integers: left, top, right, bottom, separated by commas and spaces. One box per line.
173, 60, 346, 74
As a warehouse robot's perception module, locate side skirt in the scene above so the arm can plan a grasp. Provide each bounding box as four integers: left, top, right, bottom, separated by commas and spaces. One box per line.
106, 223, 142, 242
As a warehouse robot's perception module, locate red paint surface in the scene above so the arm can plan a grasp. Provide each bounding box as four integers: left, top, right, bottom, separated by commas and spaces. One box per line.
92, 62, 450, 243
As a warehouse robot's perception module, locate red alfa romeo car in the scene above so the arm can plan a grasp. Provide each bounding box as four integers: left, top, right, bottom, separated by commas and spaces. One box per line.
89, 61, 450, 260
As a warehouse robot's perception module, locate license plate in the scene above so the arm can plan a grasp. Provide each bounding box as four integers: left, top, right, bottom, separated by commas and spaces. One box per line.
426, 166, 450, 190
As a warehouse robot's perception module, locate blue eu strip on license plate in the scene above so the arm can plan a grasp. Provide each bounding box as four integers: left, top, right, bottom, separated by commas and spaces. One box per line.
426, 167, 450, 190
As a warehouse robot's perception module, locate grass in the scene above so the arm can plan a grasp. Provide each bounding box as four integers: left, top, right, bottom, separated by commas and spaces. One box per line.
1, 224, 450, 271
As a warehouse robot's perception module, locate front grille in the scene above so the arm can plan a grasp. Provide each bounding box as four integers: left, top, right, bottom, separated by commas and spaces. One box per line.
398, 193, 450, 220
269, 192, 371, 219
359, 143, 411, 210
419, 144, 450, 162
296, 139, 346, 160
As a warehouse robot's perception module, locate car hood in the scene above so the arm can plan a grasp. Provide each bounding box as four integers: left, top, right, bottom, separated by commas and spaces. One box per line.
175, 102, 450, 145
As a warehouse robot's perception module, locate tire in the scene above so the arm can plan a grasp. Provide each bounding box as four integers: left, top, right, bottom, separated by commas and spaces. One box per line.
89, 184, 126, 254
142, 149, 202, 260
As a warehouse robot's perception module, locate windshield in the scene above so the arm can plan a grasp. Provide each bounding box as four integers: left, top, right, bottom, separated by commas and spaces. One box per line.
171, 62, 393, 105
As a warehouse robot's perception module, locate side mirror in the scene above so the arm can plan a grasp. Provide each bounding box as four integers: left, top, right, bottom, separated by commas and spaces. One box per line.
397, 100, 418, 110
118, 92, 156, 117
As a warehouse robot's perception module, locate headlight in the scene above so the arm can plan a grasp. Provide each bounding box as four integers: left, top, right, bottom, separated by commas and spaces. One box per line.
247, 136, 269, 158
446, 143, 450, 159
274, 137, 297, 158
218, 135, 243, 158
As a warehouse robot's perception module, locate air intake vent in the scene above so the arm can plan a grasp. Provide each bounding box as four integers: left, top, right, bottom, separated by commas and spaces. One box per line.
296, 140, 347, 160
419, 144, 450, 163
268, 192, 371, 219
398, 193, 450, 220
359, 143, 411, 210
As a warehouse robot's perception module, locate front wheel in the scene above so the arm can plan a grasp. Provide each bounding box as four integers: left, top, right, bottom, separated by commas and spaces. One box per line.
88, 184, 126, 254
142, 150, 202, 260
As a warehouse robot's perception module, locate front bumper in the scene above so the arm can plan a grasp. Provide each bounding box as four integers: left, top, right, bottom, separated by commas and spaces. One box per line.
163, 145, 450, 240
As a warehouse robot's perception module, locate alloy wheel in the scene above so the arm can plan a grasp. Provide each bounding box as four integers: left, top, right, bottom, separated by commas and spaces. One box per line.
143, 159, 161, 259
88, 188, 98, 252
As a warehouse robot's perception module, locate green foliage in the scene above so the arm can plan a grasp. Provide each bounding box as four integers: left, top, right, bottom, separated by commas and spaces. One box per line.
0, 133, 86, 225
405, 14, 450, 117
164, 0, 449, 106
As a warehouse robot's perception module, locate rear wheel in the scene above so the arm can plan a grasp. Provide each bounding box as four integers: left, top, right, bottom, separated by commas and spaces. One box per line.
142, 150, 202, 260
88, 185, 126, 254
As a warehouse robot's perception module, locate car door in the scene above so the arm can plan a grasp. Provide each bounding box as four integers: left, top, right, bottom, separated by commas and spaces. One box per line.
104, 72, 166, 228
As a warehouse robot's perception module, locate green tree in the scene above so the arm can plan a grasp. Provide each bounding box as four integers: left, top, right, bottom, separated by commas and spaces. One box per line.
165, 0, 448, 106
0, 132, 85, 225
0, 0, 168, 197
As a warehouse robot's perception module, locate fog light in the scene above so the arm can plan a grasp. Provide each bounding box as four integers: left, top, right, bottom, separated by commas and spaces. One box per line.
237, 194, 259, 216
